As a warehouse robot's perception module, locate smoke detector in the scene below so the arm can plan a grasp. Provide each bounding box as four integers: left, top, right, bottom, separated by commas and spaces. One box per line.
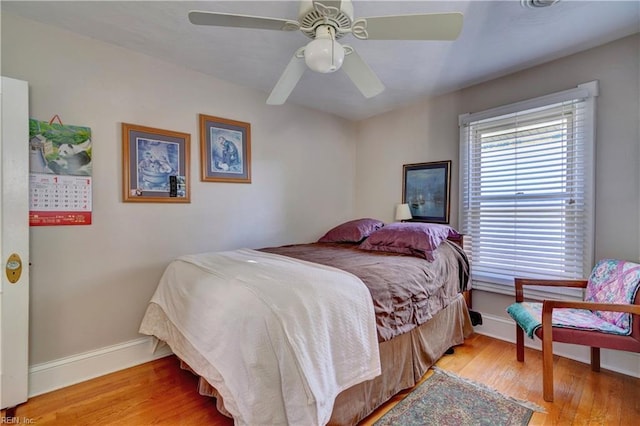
521, 0, 560, 8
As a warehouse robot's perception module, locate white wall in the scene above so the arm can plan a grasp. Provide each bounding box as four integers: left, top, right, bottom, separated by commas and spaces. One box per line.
2, 13, 358, 366
355, 92, 462, 225
356, 34, 640, 375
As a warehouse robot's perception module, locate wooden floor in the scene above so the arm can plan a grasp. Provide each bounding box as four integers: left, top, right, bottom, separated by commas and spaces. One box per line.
5, 333, 639, 425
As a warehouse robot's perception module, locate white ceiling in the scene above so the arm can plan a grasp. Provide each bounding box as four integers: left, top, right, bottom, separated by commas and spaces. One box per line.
3, 1, 639, 121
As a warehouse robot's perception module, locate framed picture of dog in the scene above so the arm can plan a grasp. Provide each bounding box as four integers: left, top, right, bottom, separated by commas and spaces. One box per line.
122, 123, 190, 203
402, 160, 452, 223
199, 114, 251, 183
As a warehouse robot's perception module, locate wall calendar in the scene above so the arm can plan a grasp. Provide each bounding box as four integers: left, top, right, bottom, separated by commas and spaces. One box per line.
29, 117, 92, 226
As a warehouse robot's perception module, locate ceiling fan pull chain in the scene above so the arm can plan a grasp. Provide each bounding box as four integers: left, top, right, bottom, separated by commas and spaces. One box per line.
330, 26, 336, 68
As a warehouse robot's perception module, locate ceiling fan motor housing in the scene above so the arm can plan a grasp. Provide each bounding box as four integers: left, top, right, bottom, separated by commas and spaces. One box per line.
298, 0, 354, 39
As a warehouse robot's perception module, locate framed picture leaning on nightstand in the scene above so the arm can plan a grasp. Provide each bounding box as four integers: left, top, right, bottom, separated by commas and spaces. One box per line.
402, 160, 451, 223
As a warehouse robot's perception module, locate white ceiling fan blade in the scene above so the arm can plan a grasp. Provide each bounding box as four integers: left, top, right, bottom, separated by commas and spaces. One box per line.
354, 12, 463, 40
341, 48, 385, 99
188, 10, 299, 31
267, 51, 307, 105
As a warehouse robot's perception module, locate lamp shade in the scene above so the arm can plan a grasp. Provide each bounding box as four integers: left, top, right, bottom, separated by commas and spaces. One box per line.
395, 203, 412, 221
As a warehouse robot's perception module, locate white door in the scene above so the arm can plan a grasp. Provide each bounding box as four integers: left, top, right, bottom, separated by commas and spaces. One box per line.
0, 77, 30, 410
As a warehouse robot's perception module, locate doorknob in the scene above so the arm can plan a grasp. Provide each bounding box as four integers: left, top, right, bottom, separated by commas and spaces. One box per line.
6, 253, 23, 284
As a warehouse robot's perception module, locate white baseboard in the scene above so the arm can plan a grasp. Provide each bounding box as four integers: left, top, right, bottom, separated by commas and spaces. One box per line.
26, 315, 639, 399
28, 336, 173, 397
473, 312, 640, 378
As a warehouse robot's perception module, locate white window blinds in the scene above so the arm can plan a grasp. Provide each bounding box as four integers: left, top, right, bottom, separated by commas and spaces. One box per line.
459, 82, 598, 296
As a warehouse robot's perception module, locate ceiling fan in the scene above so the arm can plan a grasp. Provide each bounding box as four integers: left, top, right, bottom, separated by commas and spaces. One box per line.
189, 0, 463, 105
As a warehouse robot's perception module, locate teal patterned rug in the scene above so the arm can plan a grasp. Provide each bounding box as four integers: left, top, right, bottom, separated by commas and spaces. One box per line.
374, 367, 544, 426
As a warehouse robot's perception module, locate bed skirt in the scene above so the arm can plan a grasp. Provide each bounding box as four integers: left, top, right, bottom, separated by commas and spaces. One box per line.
142, 293, 473, 425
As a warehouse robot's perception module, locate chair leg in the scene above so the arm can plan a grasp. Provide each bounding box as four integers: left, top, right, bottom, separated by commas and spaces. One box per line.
542, 328, 554, 402
516, 326, 525, 362
591, 347, 601, 372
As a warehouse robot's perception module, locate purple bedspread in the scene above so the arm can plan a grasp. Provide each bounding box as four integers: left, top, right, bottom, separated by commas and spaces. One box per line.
260, 240, 468, 342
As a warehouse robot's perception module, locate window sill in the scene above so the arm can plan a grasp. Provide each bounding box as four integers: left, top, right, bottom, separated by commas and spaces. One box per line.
471, 277, 584, 302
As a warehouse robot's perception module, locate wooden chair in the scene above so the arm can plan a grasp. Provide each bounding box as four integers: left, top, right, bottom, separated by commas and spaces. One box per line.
507, 259, 640, 402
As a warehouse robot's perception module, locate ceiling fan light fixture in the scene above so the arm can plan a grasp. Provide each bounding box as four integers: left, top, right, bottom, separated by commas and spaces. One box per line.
304, 38, 345, 73
304, 24, 344, 73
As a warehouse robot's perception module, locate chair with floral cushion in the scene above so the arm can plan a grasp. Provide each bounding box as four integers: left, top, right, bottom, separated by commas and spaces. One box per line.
506, 259, 640, 401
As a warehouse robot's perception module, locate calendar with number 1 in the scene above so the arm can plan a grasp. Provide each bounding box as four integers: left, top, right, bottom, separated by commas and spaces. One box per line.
29, 174, 92, 226
28, 118, 92, 226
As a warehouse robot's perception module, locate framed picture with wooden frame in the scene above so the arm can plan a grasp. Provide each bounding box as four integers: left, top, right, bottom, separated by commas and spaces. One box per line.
122, 123, 190, 203
402, 160, 452, 223
199, 114, 251, 183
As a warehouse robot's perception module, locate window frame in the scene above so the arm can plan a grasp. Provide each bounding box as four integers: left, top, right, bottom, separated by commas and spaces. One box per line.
458, 81, 598, 301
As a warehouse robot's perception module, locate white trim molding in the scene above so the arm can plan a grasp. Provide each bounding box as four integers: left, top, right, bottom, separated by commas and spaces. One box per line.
473, 312, 640, 379
27, 316, 639, 399
28, 336, 173, 397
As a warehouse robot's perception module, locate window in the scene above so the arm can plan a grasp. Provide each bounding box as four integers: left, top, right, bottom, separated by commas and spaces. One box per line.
459, 82, 598, 298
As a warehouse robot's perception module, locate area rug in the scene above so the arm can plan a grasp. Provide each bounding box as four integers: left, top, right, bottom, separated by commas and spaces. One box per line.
374, 367, 544, 426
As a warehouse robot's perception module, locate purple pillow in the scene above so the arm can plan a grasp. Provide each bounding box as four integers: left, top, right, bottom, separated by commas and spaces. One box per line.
318, 218, 385, 243
358, 222, 459, 261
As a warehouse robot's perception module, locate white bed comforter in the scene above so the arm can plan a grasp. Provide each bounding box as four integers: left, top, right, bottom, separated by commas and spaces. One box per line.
141, 248, 381, 425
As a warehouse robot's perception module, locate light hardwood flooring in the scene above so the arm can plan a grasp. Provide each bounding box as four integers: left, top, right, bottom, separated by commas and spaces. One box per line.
4, 333, 639, 425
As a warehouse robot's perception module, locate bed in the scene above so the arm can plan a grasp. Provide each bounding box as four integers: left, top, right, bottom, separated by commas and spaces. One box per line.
139, 220, 473, 425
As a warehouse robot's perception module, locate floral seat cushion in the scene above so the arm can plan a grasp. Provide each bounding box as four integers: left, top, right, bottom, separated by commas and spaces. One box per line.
507, 259, 640, 339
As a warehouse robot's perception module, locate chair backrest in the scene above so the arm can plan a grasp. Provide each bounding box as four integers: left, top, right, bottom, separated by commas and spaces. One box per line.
585, 259, 640, 333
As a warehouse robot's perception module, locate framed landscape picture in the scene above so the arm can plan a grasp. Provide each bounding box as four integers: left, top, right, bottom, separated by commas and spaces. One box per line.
199, 114, 251, 183
402, 160, 451, 223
